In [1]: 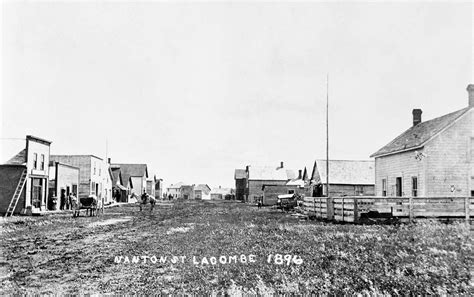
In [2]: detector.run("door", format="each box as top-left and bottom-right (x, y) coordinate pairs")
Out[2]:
(396, 177), (402, 197)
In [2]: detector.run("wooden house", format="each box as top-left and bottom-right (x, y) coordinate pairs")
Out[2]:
(309, 160), (375, 197)
(194, 184), (211, 200)
(370, 85), (474, 197)
(167, 182), (184, 199)
(180, 184), (194, 200)
(112, 163), (148, 197)
(210, 186), (234, 200)
(110, 166), (129, 202)
(48, 161), (79, 210)
(0, 135), (52, 214)
(245, 162), (296, 203)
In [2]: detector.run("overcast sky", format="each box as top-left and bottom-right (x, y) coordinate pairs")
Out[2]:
(1, 1), (472, 189)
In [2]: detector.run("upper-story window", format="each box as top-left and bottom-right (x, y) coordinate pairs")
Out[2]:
(94, 162), (96, 175)
(40, 154), (45, 170)
(99, 167), (101, 176)
(33, 153), (38, 169)
(412, 177), (418, 197)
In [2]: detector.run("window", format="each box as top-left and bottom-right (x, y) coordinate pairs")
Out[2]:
(355, 186), (364, 196)
(33, 153), (38, 169)
(99, 167), (101, 176)
(396, 177), (402, 197)
(40, 154), (45, 170)
(31, 178), (43, 208)
(288, 189), (295, 194)
(91, 182), (96, 195)
(382, 179), (387, 196)
(412, 177), (418, 197)
(93, 162), (96, 175)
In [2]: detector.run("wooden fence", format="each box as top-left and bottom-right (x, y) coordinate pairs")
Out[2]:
(302, 196), (474, 223)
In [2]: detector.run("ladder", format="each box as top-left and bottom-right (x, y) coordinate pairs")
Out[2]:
(4, 169), (27, 217)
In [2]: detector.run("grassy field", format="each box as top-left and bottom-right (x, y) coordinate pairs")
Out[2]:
(0, 200), (472, 295)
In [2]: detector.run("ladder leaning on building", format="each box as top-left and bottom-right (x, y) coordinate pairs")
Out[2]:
(4, 169), (27, 217)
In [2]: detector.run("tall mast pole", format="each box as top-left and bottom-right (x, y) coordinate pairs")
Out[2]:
(326, 74), (330, 198)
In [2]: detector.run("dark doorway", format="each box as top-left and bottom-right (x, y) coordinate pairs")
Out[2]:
(396, 177), (402, 197)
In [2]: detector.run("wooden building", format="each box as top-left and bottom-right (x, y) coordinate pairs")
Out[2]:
(194, 184), (211, 200)
(309, 160), (375, 197)
(167, 182), (184, 199)
(112, 163), (148, 197)
(50, 155), (110, 201)
(234, 169), (247, 201)
(180, 184), (194, 200)
(210, 186), (234, 200)
(48, 161), (79, 210)
(110, 166), (130, 202)
(245, 162), (296, 203)
(0, 135), (52, 214)
(155, 178), (163, 199)
(370, 85), (474, 197)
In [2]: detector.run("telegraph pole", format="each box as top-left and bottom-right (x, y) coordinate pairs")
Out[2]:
(326, 74), (330, 198)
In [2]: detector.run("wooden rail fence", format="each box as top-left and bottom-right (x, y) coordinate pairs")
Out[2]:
(302, 196), (474, 223)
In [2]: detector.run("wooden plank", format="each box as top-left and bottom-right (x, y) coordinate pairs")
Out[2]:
(412, 211), (466, 217)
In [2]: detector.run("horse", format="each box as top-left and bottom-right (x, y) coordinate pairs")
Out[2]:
(71, 194), (102, 217)
(131, 192), (156, 211)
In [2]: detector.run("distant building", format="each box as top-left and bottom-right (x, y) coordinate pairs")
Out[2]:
(112, 163), (148, 196)
(210, 186), (234, 200)
(0, 135), (52, 214)
(194, 184), (211, 200)
(110, 166), (129, 202)
(309, 160), (375, 197)
(245, 162), (295, 203)
(48, 161), (80, 210)
(370, 85), (474, 197)
(180, 184), (194, 200)
(167, 182), (185, 199)
(155, 177), (163, 199)
(234, 169), (247, 201)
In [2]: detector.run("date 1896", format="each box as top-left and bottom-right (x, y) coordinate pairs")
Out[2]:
(267, 254), (303, 265)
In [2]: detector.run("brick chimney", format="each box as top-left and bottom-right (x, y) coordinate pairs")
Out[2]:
(280, 161), (284, 168)
(412, 109), (422, 126)
(108, 158), (111, 164)
(298, 170), (302, 179)
(467, 84), (474, 107)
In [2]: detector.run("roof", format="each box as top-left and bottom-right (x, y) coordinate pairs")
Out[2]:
(247, 166), (295, 181)
(168, 182), (185, 189)
(195, 184), (211, 193)
(313, 160), (375, 185)
(26, 135), (52, 145)
(52, 154), (103, 161)
(111, 167), (123, 186)
(210, 187), (233, 195)
(371, 107), (471, 158)
(116, 184), (127, 191)
(286, 179), (305, 187)
(111, 164), (148, 184)
(234, 169), (247, 179)
(5, 149), (27, 165)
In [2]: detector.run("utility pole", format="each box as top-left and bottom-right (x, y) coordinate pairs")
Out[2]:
(326, 74), (330, 198)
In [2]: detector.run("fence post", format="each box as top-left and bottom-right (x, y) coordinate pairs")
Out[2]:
(409, 197), (413, 223)
(354, 198), (359, 223)
(313, 197), (316, 218)
(465, 197), (470, 223)
(327, 197), (334, 221)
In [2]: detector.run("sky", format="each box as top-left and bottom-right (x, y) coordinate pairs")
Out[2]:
(1, 1), (472, 189)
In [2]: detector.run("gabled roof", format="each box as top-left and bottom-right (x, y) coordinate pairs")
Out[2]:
(371, 107), (471, 158)
(312, 160), (375, 185)
(111, 164), (148, 184)
(210, 187), (233, 195)
(247, 166), (295, 181)
(195, 184), (211, 194)
(286, 179), (305, 187)
(234, 169), (247, 179)
(111, 167), (123, 186)
(5, 149), (27, 165)
(168, 182), (185, 189)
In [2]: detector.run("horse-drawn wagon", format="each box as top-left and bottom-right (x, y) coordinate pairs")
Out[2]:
(71, 194), (103, 217)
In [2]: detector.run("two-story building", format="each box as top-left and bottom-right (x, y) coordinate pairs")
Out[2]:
(0, 135), (52, 214)
(370, 84), (474, 197)
(48, 161), (80, 210)
(50, 155), (110, 201)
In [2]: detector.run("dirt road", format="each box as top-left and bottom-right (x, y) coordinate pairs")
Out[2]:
(0, 200), (472, 294)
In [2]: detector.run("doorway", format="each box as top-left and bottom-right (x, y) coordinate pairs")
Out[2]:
(396, 177), (402, 197)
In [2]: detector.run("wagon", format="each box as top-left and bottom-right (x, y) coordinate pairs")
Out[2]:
(276, 194), (298, 211)
(72, 194), (102, 217)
